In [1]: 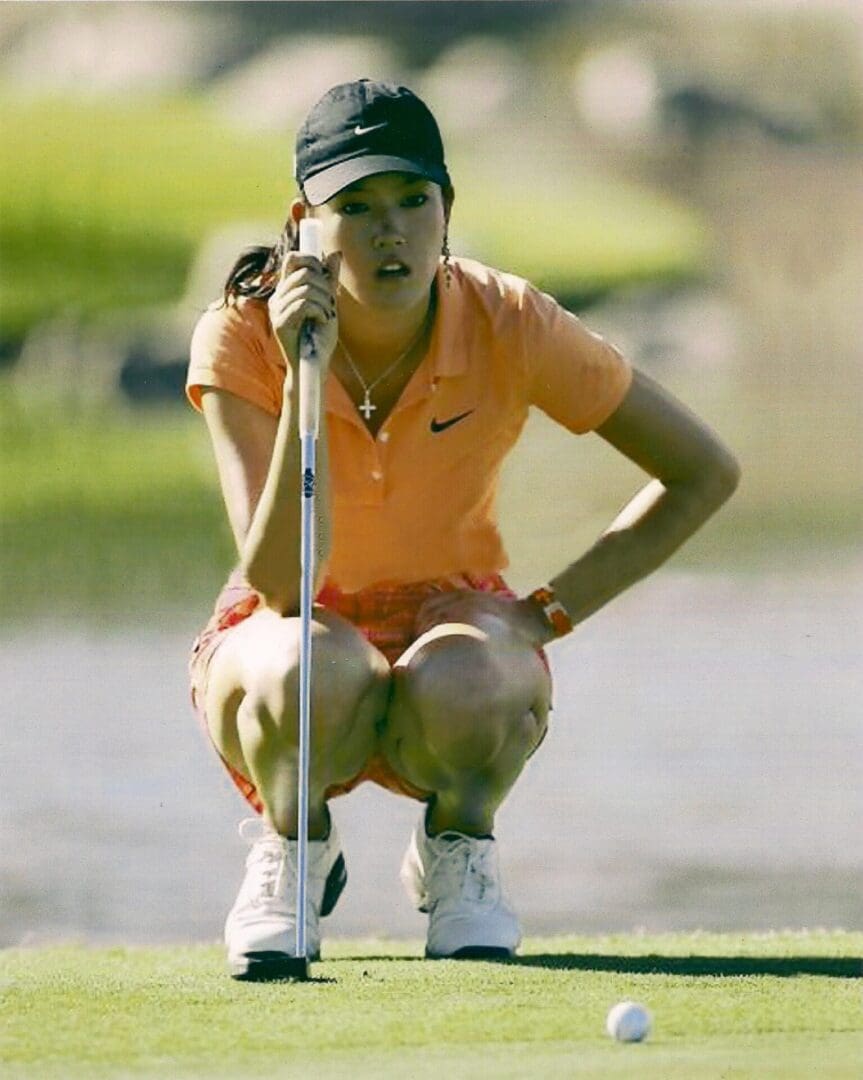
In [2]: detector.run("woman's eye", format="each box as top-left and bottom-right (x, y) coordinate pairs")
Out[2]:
(403, 193), (428, 207)
(340, 201), (367, 215)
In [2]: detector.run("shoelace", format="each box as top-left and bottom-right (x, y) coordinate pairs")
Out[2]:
(425, 834), (498, 906)
(238, 818), (292, 907)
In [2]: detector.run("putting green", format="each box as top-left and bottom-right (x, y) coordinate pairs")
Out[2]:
(1, 932), (860, 1078)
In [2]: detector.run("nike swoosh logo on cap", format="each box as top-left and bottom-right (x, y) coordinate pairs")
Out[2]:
(354, 122), (388, 136)
(430, 410), (474, 433)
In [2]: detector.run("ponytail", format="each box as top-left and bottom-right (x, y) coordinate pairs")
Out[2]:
(221, 208), (302, 303)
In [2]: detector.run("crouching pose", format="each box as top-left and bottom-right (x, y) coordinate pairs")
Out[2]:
(186, 80), (739, 979)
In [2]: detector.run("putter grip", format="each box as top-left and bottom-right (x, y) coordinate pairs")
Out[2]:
(298, 219), (324, 439)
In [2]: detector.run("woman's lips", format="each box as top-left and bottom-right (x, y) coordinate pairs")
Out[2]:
(375, 260), (411, 279)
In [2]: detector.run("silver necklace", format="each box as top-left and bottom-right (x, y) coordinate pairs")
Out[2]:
(339, 312), (430, 422)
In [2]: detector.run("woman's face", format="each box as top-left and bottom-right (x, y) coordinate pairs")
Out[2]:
(307, 171), (449, 311)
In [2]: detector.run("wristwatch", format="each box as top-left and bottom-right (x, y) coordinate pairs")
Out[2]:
(528, 584), (574, 639)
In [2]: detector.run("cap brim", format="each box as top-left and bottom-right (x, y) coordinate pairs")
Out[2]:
(302, 155), (447, 205)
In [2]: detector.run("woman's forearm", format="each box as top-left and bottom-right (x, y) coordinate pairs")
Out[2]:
(552, 467), (738, 627)
(241, 377), (332, 615)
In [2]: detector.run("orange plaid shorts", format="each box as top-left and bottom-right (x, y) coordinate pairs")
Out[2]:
(188, 571), (550, 812)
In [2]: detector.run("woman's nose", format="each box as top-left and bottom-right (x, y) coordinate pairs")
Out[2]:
(371, 209), (405, 248)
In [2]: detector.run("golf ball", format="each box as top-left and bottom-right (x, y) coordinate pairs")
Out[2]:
(606, 1000), (652, 1042)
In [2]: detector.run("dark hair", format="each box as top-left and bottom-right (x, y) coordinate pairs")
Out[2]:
(222, 206), (303, 303)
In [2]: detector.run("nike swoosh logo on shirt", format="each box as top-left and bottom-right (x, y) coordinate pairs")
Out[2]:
(354, 122), (388, 136)
(430, 410), (474, 433)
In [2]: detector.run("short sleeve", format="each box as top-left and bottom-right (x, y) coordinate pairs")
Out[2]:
(186, 299), (283, 417)
(520, 284), (633, 434)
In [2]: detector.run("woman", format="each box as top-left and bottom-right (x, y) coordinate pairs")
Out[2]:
(186, 80), (739, 980)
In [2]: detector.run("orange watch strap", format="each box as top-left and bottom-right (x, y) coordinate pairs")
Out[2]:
(529, 584), (574, 638)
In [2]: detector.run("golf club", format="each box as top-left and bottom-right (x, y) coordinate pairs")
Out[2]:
(291, 216), (324, 982)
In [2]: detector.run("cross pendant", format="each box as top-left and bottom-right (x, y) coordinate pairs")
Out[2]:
(359, 393), (377, 421)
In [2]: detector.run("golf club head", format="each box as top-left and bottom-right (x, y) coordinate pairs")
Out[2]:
(278, 956), (311, 982)
(230, 952), (311, 982)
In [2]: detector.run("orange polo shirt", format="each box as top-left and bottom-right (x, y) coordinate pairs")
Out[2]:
(187, 256), (632, 593)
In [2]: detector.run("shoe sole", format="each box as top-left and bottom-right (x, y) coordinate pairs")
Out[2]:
(425, 946), (514, 960)
(230, 951), (314, 981)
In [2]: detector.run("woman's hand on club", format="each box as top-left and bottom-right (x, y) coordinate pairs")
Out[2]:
(268, 250), (341, 368)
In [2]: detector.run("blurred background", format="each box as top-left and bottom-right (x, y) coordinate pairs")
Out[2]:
(1, 0), (860, 946)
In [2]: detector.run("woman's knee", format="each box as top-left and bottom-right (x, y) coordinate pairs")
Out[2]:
(394, 627), (549, 767)
(225, 608), (390, 746)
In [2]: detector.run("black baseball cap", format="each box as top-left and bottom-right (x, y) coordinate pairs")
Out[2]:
(295, 79), (451, 206)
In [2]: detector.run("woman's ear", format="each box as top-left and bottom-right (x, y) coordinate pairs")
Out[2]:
(290, 198), (308, 225)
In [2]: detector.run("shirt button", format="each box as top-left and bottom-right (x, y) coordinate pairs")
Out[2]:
(371, 469), (383, 481)
(379, 431), (390, 443)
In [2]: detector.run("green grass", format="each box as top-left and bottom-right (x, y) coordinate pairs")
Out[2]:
(447, 140), (706, 300)
(1, 933), (860, 1078)
(0, 94), (294, 341)
(0, 399), (232, 619)
(0, 93), (705, 342)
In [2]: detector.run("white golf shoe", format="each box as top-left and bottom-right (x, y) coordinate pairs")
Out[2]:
(400, 815), (521, 959)
(225, 816), (346, 980)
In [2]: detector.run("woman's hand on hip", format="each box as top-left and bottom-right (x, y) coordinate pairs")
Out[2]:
(414, 590), (553, 649)
(268, 250), (341, 368)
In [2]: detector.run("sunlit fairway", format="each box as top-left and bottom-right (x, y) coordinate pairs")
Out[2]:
(0, 94), (703, 341)
(1, 932), (860, 1078)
